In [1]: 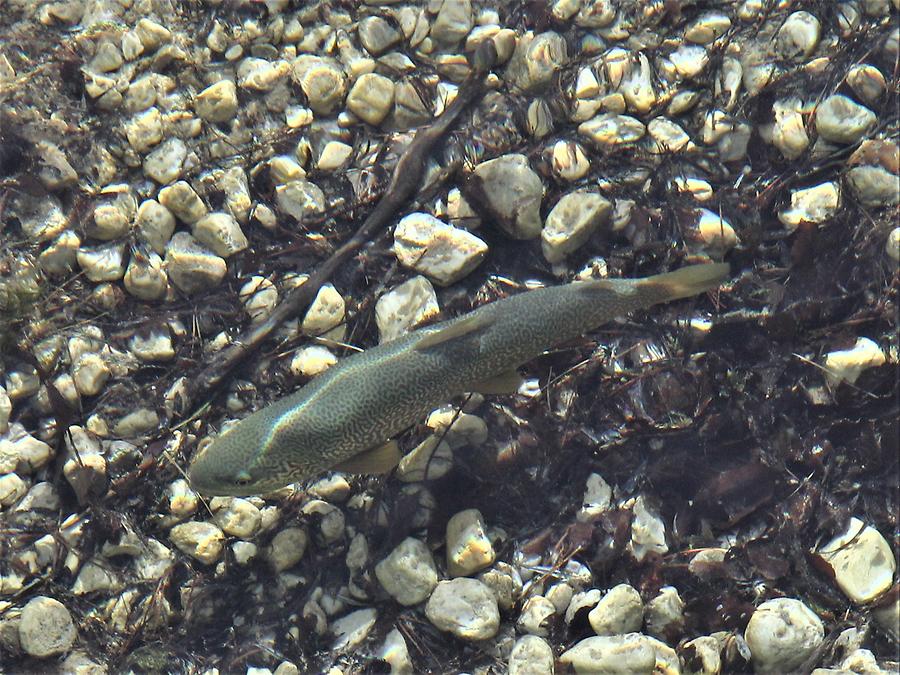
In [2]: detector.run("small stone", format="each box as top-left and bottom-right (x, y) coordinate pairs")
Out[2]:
(358, 16), (402, 56)
(886, 227), (900, 262)
(125, 107), (163, 153)
(378, 629), (413, 675)
(815, 95), (876, 144)
(425, 408), (487, 449)
(193, 212), (248, 258)
(846, 64), (886, 105)
(72, 557), (120, 594)
(744, 598), (824, 673)
(579, 113), (646, 148)
(39, 230), (80, 275)
(212, 498), (262, 540)
(577, 473), (613, 522)
(772, 97), (810, 160)
(276, 179), (326, 222)
(143, 137), (187, 184)
(375, 276), (440, 343)
(135, 18), (172, 50)
(681, 635), (722, 675)
(776, 11), (820, 58)
(478, 562), (523, 612)
(588, 583), (643, 636)
(778, 181), (840, 230)
(670, 44), (709, 79)
(124, 250), (168, 301)
(472, 154), (543, 239)
(509, 635), (555, 675)
(397, 436), (453, 482)
(346, 72), (395, 125)
(644, 586), (684, 640)
(431, 0), (473, 45)
(240, 276), (278, 324)
(71, 353), (109, 397)
(550, 140), (591, 181)
(823, 337), (886, 386)
(302, 284), (345, 339)
(332, 608), (378, 652)
(195, 80), (239, 123)
(19, 596), (76, 658)
(446, 508), (495, 577)
(695, 208), (739, 253)
(425, 578), (500, 640)
(164, 232), (227, 295)
(237, 57), (290, 92)
(541, 191), (612, 264)
(526, 99), (554, 138)
(292, 56), (346, 116)
(816, 517), (894, 604)
(375, 537), (439, 606)
(560, 633), (679, 674)
(393, 213), (488, 286)
(647, 117), (691, 153)
(76, 243), (126, 282)
(168, 479), (198, 518)
(0, 387), (10, 434)
(112, 409), (159, 437)
(847, 166), (899, 207)
(169, 521), (225, 564)
(504, 31), (567, 93)
(267, 527), (307, 572)
(315, 141), (353, 171)
(36, 141), (77, 190)
(6, 370), (40, 402)
(685, 12), (731, 43)
(63, 452), (107, 504)
(129, 329), (174, 362)
(0, 424), (53, 474)
(628, 496), (668, 562)
(517, 596), (557, 637)
(158, 181), (208, 225)
(135, 200), (176, 254)
(0, 473), (28, 506)
(289, 345), (337, 378)
(9, 193), (67, 241)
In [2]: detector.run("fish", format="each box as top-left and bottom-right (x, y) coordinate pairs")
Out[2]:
(187, 262), (729, 496)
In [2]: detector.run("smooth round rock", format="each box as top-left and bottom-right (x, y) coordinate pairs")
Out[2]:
(143, 137), (187, 184)
(644, 586), (685, 640)
(588, 584), (643, 636)
(275, 180), (326, 222)
(292, 56), (346, 115)
(346, 72), (395, 125)
(125, 107), (163, 153)
(164, 232), (227, 295)
(289, 345), (337, 378)
(19, 596), (76, 658)
(560, 633), (679, 674)
(579, 113), (646, 148)
(135, 199), (176, 254)
(430, 0), (474, 45)
(169, 521), (225, 564)
(267, 527), (308, 572)
(124, 250), (167, 301)
(778, 182), (840, 230)
(744, 598), (824, 673)
(846, 166), (899, 206)
(358, 16), (402, 55)
(375, 276), (440, 343)
(776, 11), (820, 58)
(212, 498), (262, 540)
(375, 537), (439, 606)
(425, 578), (500, 640)
(446, 508), (495, 577)
(815, 95), (876, 144)
(397, 436), (453, 483)
(509, 635), (555, 675)
(158, 181), (208, 225)
(76, 243), (126, 282)
(193, 212), (248, 258)
(195, 80), (238, 122)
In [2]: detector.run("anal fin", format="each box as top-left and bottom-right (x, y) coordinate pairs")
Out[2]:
(334, 440), (401, 474)
(469, 369), (523, 395)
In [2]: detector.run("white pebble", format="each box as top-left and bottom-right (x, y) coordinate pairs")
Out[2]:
(240, 276), (278, 324)
(76, 243), (126, 282)
(331, 608), (377, 651)
(71, 353), (110, 397)
(446, 508), (495, 577)
(541, 191), (611, 263)
(560, 633), (679, 674)
(374, 537), (439, 606)
(267, 527), (308, 572)
(628, 496), (668, 562)
(375, 276), (440, 343)
(644, 586), (684, 640)
(396, 436), (453, 482)
(289, 345), (337, 378)
(816, 517), (895, 603)
(509, 634), (554, 675)
(823, 337), (886, 385)
(18, 596), (76, 658)
(158, 181), (208, 225)
(393, 213), (488, 286)
(744, 598), (823, 673)
(212, 498), (262, 540)
(776, 11), (820, 58)
(471, 154), (544, 239)
(164, 232), (227, 295)
(778, 181), (840, 230)
(425, 578), (500, 640)
(517, 596), (557, 636)
(194, 80), (238, 122)
(588, 583), (643, 636)
(815, 95), (876, 144)
(377, 628), (413, 675)
(143, 137), (187, 184)
(169, 521), (225, 565)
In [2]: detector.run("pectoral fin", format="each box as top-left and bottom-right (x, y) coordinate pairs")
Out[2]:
(469, 370), (524, 395)
(414, 313), (492, 351)
(334, 440), (401, 474)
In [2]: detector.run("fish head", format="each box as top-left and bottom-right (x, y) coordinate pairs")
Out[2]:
(187, 417), (313, 496)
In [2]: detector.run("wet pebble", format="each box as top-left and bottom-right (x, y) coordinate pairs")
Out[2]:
(644, 586), (685, 640)
(332, 608), (377, 651)
(846, 64), (886, 105)
(772, 97), (810, 160)
(550, 139), (591, 181)
(18, 596), (76, 658)
(167, 478), (198, 517)
(158, 181), (208, 225)
(627, 496), (668, 562)
(681, 635), (722, 675)
(778, 181), (840, 230)
(239, 276), (278, 324)
(275, 179), (326, 222)
(815, 95), (876, 144)
(446, 508), (495, 577)
(267, 527), (307, 572)
(124, 250), (168, 301)
(776, 11), (820, 58)
(478, 562), (523, 612)
(847, 164), (899, 207)
(472, 154), (543, 239)
(588, 583), (643, 636)
(377, 628), (413, 674)
(164, 232), (227, 295)
(193, 212), (248, 258)
(425, 578), (500, 640)
(425, 408), (488, 449)
(302, 284), (346, 340)
(212, 497), (262, 540)
(374, 537), (439, 606)
(76, 243), (127, 282)
(292, 56), (346, 116)
(71, 353), (110, 397)
(579, 113), (646, 148)
(517, 596), (557, 637)
(744, 598), (824, 673)
(823, 337), (886, 385)
(815, 517), (894, 603)
(560, 633), (679, 674)
(143, 137), (187, 184)
(375, 276), (440, 342)
(397, 436), (453, 482)
(431, 0), (474, 45)
(0, 424), (53, 474)
(886, 227), (900, 262)
(0, 387), (10, 434)
(346, 73), (395, 126)
(508, 634), (555, 675)
(169, 521), (225, 564)
(135, 200), (176, 254)
(541, 191), (611, 264)
(289, 345), (337, 378)
(125, 107), (163, 152)
(194, 80), (238, 122)
(504, 31), (567, 93)
(358, 16), (402, 56)
(393, 212), (488, 286)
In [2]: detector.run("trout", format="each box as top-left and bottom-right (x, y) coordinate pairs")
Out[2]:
(188, 262), (728, 496)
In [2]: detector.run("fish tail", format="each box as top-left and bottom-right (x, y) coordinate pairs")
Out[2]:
(637, 262), (730, 302)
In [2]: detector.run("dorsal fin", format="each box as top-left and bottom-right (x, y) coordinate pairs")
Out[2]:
(414, 313), (493, 351)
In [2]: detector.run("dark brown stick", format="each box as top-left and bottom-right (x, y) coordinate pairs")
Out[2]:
(180, 41), (499, 418)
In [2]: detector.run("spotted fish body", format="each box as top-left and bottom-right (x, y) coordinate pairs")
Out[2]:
(188, 263), (728, 496)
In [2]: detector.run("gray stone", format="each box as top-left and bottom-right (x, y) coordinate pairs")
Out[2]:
(164, 232), (227, 295)
(472, 154), (543, 239)
(425, 578), (500, 640)
(18, 596), (76, 658)
(542, 191), (611, 263)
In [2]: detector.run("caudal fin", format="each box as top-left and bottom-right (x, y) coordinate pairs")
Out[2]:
(638, 262), (730, 302)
